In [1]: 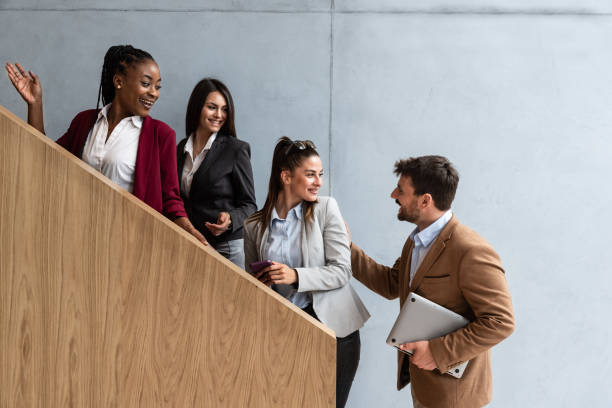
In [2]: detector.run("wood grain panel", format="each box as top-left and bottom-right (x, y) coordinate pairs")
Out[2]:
(0, 105), (336, 407)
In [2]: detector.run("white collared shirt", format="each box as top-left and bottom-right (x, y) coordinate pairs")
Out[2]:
(180, 133), (217, 198)
(81, 104), (142, 193)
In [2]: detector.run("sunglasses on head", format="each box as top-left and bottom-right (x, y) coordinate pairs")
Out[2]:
(284, 139), (316, 156)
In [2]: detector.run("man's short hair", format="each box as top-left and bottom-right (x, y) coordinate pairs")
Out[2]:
(394, 155), (459, 211)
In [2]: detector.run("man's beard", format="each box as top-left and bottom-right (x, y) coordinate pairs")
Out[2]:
(397, 205), (419, 223)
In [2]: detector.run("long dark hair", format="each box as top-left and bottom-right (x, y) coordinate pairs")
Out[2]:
(253, 137), (319, 236)
(185, 78), (236, 138)
(96, 45), (155, 109)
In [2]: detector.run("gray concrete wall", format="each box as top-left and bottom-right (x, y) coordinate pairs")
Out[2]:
(1, 2), (609, 407)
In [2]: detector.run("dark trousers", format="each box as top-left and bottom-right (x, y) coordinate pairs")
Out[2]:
(302, 304), (361, 408)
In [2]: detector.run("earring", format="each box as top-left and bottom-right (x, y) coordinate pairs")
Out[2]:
(117, 85), (121, 89)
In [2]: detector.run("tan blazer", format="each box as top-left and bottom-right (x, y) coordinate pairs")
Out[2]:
(351, 216), (514, 408)
(244, 196), (370, 338)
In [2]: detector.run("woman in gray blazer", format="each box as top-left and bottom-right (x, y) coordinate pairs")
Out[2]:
(243, 137), (369, 408)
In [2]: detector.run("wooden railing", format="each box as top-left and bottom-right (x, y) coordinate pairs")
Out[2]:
(0, 105), (335, 407)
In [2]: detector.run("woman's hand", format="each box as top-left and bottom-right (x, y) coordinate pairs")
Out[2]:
(174, 216), (208, 246)
(5, 62), (42, 105)
(205, 211), (231, 236)
(256, 262), (298, 286)
(5, 62), (45, 133)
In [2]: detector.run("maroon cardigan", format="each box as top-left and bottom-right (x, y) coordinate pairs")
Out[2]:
(56, 109), (187, 219)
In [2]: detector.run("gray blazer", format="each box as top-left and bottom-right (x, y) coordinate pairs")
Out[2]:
(243, 196), (370, 338)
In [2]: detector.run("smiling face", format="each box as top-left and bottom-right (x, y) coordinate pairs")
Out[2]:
(198, 91), (227, 136)
(390, 175), (422, 223)
(283, 154), (323, 203)
(113, 59), (161, 117)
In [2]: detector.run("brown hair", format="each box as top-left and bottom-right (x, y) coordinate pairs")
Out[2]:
(252, 137), (319, 236)
(394, 155), (459, 211)
(185, 78), (236, 138)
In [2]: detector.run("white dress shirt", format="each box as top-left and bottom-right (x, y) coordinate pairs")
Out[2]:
(81, 104), (142, 193)
(180, 133), (217, 198)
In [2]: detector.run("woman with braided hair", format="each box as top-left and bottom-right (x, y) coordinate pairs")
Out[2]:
(6, 45), (206, 244)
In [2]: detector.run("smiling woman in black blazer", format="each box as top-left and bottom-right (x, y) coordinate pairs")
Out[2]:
(177, 78), (256, 267)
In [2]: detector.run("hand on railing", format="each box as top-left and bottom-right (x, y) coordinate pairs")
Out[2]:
(174, 216), (209, 246)
(5, 62), (45, 134)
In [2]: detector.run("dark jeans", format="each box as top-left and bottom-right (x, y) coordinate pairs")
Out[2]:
(302, 304), (361, 408)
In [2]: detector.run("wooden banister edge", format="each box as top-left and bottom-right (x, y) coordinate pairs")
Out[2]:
(0, 103), (336, 339)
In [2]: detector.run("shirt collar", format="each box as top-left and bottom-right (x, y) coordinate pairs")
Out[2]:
(271, 202), (303, 222)
(290, 202), (303, 220)
(130, 115), (143, 128)
(184, 134), (194, 157)
(97, 104), (143, 129)
(184, 132), (218, 157)
(410, 209), (453, 248)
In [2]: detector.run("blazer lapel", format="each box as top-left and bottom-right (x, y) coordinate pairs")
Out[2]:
(258, 224), (270, 262)
(401, 239), (415, 302)
(409, 216), (459, 291)
(300, 213), (309, 267)
(192, 135), (226, 190)
(177, 139), (187, 193)
(132, 115), (153, 200)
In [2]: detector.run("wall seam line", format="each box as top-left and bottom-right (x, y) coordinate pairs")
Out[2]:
(328, 0), (335, 196)
(1, 7), (611, 16)
(0, 8), (327, 13)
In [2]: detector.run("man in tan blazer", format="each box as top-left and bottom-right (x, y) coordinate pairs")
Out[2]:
(350, 155), (514, 408)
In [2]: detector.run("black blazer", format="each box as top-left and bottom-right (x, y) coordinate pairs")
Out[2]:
(177, 133), (257, 245)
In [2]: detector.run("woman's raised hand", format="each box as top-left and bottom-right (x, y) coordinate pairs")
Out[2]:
(5, 62), (42, 105)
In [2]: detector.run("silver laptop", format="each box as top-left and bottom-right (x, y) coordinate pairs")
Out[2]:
(386, 292), (470, 379)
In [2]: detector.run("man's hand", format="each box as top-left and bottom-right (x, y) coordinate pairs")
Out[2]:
(400, 340), (437, 371)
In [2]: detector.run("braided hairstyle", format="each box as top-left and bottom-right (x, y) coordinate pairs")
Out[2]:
(96, 45), (155, 109)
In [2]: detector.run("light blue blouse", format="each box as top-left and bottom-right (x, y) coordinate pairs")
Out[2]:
(263, 202), (312, 308)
